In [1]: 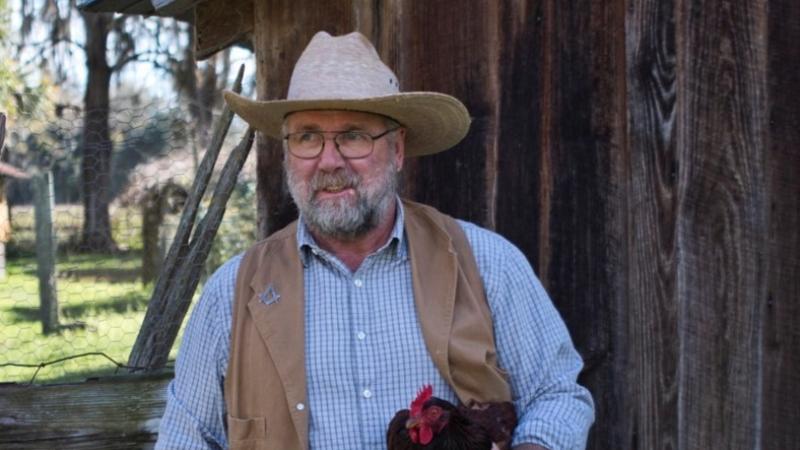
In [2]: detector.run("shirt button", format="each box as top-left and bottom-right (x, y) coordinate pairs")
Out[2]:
(362, 389), (372, 399)
(357, 331), (366, 340)
(354, 279), (364, 287)
(296, 403), (305, 411)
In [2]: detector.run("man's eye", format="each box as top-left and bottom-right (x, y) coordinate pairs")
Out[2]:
(339, 131), (369, 143)
(296, 132), (318, 143)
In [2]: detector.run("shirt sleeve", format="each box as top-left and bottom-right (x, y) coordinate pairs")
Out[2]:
(155, 257), (240, 450)
(462, 222), (595, 450)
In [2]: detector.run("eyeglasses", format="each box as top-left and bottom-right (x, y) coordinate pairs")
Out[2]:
(283, 128), (399, 159)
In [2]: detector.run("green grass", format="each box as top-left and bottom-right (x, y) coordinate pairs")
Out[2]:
(2, 195), (254, 385)
(0, 205), (184, 384)
(0, 252), (175, 384)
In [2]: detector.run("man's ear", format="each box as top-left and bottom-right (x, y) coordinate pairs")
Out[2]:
(394, 127), (406, 171)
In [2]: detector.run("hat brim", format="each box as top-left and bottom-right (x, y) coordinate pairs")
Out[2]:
(223, 91), (471, 157)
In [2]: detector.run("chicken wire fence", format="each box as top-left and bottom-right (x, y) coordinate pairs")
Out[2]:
(0, 103), (256, 384)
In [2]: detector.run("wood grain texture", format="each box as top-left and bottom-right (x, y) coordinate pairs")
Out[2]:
(494, 0), (544, 279)
(194, 0), (253, 61)
(533, 1), (625, 447)
(0, 374), (170, 449)
(624, 0), (680, 448)
(676, 0), (768, 447)
(389, 1), (496, 226)
(762, 0), (800, 447)
(235, 2), (799, 448)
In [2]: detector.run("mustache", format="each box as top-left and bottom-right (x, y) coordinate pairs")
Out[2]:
(310, 170), (360, 192)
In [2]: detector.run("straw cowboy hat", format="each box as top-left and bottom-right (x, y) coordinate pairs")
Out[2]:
(223, 31), (471, 157)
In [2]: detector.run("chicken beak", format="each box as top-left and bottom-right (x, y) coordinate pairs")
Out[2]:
(405, 416), (421, 429)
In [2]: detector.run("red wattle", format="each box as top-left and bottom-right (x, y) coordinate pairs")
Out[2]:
(420, 426), (433, 445)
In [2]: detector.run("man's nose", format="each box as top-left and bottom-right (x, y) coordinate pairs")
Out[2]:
(317, 137), (346, 170)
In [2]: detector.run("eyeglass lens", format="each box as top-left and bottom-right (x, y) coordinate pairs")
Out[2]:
(287, 131), (375, 159)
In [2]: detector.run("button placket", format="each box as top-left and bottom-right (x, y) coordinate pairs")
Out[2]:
(351, 270), (376, 408)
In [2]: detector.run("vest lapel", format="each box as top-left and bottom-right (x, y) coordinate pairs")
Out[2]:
(404, 201), (459, 389)
(244, 227), (309, 450)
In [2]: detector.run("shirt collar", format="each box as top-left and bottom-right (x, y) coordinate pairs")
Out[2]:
(296, 197), (408, 266)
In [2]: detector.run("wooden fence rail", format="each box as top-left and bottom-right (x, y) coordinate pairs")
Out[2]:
(0, 373), (170, 449)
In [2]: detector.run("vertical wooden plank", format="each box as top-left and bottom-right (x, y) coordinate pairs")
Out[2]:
(493, 0), (545, 281)
(530, 0), (628, 447)
(762, 0), (800, 447)
(386, 1), (498, 226)
(676, 0), (768, 447)
(252, 0), (375, 237)
(33, 172), (59, 335)
(624, 0), (680, 448)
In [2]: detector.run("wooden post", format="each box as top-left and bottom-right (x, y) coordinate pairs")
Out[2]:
(0, 112), (5, 150)
(0, 239), (5, 280)
(33, 171), (59, 335)
(0, 112), (6, 279)
(0, 175), (8, 280)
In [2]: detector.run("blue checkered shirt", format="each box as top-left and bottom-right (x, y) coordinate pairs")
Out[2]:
(156, 202), (594, 449)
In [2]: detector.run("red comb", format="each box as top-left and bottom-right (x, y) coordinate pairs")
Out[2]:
(410, 385), (433, 416)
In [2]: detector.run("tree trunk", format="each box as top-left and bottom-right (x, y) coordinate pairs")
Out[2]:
(79, 12), (117, 253)
(141, 188), (165, 285)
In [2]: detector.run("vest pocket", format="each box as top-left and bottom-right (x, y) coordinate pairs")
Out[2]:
(227, 415), (267, 450)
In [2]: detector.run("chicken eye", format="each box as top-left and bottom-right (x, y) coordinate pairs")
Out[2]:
(424, 405), (443, 420)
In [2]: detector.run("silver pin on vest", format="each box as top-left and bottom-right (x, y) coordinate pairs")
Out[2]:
(259, 284), (281, 306)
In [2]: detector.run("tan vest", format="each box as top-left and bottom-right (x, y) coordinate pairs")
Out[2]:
(225, 200), (511, 450)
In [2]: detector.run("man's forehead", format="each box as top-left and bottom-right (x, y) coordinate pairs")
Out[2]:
(284, 110), (390, 129)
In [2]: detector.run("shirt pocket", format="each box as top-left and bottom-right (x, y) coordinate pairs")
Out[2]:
(227, 415), (268, 450)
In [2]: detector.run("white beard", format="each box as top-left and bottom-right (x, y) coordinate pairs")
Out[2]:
(286, 158), (399, 241)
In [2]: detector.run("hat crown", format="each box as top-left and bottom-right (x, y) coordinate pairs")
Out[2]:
(287, 31), (400, 100)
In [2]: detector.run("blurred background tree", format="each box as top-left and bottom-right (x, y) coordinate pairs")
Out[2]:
(6, 0), (235, 252)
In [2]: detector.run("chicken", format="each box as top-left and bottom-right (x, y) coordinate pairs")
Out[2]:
(387, 385), (517, 450)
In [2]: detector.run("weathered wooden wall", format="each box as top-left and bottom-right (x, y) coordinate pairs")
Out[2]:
(763, 0), (800, 447)
(250, 0), (800, 448)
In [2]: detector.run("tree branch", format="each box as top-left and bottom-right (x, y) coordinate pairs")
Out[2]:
(111, 49), (172, 72)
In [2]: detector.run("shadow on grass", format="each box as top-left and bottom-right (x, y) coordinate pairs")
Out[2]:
(58, 267), (142, 283)
(7, 291), (150, 324)
(6, 249), (142, 281)
(10, 266), (141, 282)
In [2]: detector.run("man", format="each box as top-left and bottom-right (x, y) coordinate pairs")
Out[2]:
(156, 31), (594, 450)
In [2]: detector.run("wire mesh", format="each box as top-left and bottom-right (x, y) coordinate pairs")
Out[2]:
(0, 104), (256, 384)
